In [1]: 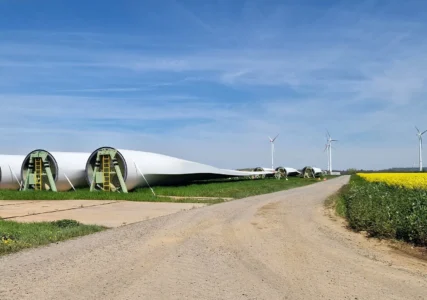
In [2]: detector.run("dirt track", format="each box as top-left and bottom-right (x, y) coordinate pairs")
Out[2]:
(1, 176), (426, 299)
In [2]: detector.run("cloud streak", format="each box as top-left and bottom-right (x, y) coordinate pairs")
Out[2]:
(1, 0), (427, 170)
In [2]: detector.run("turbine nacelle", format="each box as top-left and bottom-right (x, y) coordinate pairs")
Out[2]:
(416, 126), (427, 140)
(269, 134), (279, 143)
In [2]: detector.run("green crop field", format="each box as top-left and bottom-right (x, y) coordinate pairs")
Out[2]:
(327, 174), (427, 247)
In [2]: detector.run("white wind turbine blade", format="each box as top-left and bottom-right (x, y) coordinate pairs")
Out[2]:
(416, 126), (420, 133)
(272, 133), (279, 142)
(422, 129), (427, 135)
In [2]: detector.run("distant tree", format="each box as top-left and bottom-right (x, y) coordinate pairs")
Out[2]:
(346, 168), (358, 175)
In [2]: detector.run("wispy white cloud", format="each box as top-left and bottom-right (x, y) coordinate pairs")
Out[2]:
(56, 87), (147, 93)
(170, 0), (216, 34)
(1, 0), (427, 170)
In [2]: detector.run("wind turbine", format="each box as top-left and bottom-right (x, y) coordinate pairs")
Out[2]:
(415, 126), (427, 172)
(268, 134), (279, 169)
(325, 130), (338, 174)
(324, 142), (330, 171)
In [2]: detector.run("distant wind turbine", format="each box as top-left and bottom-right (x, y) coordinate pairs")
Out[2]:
(324, 143), (330, 171)
(325, 130), (338, 174)
(415, 126), (427, 172)
(269, 134), (279, 169)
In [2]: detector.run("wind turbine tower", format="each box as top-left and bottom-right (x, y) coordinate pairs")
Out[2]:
(416, 126), (427, 171)
(324, 143), (330, 171)
(269, 134), (279, 169)
(325, 130), (338, 174)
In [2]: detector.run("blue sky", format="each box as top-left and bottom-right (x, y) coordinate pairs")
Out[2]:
(1, 0), (427, 170)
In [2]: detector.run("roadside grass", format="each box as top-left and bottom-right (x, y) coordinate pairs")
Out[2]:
(0, 219), (105, 255)
(324, 184), (349, 218)
(326, 174), (427, 247)
(0, 176), (323, 203)
(146, 176), (321, 199)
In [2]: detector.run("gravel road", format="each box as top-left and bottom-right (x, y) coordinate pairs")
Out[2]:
(1, 176), (426, 300)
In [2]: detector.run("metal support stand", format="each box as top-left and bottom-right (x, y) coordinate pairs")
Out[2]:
(134, 162), (156, 196)
(22, 151), (57, 191)
(302, 167), (315, 179)
(9, 165), (23, 190)
(274, 167), (286, 180)
(89, 148), (128, 193)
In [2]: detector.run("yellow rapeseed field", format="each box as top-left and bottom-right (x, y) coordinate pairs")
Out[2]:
(357, 173), (427, 189)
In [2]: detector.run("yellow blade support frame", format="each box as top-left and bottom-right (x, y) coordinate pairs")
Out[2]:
(34, 157), (43, 190)
(89, 148), (128, 193)
(102, 154), (111, 191)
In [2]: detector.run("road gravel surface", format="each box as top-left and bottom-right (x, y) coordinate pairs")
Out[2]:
(1, 176), (426, 299)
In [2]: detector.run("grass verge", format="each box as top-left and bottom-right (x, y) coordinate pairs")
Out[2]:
(0, 219), (105, 256)
(324, 184), (348, 218)
(0, 177), (322, 202)
(327, 174), (427, 247)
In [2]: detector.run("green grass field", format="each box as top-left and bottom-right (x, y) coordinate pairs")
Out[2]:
(0, 176), (324, 203)
(0, 219), (105, 255)
(327, 174), (427, 247)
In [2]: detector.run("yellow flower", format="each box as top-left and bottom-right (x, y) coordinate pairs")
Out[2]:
(357, 173), (427, 189)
